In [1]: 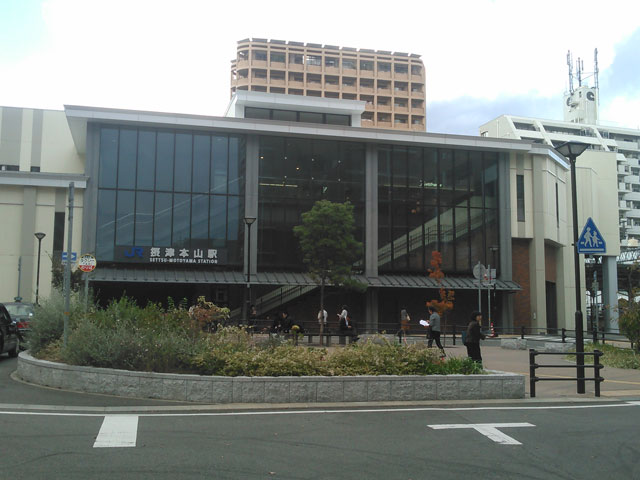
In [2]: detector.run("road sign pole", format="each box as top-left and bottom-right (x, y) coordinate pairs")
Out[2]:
(487, 265), (492, 324)
(64, 182), (74, 347)
(84, 272), (89, 312)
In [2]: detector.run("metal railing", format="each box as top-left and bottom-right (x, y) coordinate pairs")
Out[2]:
(492, 325), (634, 349)
(529, 348), (604, 397)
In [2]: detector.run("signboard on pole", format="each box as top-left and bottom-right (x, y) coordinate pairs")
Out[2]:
(78, 254), (97, 273)
(61, 251), (77, 265)
(577, 217), (606, 254)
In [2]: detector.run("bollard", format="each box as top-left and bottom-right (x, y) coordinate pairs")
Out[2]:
(529, 349), (537, 398)
(594, 350), (603, 397)
(561, 328), (566, 343)
(452, 325), (456, 346)
(601, 331), (606, 345)
(521, 325), (525, 340)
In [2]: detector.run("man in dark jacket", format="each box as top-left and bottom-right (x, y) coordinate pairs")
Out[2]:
(339, 312), (359, 342)
(465, 311), (486, 365)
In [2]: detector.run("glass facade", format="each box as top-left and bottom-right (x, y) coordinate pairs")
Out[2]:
(258, 136), (366, 269)
(245, 107), (351, 126)
(378, 145), (500, 274)
(96, 126), (245, 265)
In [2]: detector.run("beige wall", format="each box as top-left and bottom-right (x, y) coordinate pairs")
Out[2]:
(0, 106), (85, 303)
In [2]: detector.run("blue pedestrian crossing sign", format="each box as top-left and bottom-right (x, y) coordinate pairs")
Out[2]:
(577, 217), (606, 254)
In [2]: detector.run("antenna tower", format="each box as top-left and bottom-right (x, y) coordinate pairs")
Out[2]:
(567, 50), (574, 94)
(594, 48), (600, 104)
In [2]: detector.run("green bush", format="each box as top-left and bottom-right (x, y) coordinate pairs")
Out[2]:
(568, 343), (640, 370)
(27, 289), (85, 354)
(31, 296), (483, 377)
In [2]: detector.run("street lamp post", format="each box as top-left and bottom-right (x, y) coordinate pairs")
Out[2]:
(34, 232), (46, 305)
(557, 141), (589, 395)
(489, 245), (499, 329)
(244, 216), (257, 324)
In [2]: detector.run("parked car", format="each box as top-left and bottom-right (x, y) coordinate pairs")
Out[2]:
(0, 303), (20, 358)
(4, 302), (34, 336)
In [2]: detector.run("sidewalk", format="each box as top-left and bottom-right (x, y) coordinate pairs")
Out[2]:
(455, 344), (640, 399)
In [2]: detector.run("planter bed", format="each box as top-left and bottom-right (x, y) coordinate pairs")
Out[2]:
(17, 352), (525, 403)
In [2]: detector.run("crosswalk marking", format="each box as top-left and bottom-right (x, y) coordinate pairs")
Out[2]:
(428, 422), (535, 445)
(93, 415), (139, 448)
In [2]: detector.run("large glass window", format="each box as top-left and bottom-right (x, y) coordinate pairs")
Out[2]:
(99, 128), (118, 188)
(96, 126), (245, 266)
(516, 174), (525, 221)
(258, 136), (366, 269)
(378, 145), (501, 274)
(135, 191), (154, 246)
(118, 129), (137, 190)
(137, 130), (156, 190)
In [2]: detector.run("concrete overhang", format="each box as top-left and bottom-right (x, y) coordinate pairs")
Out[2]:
(64, 104), (534, 155)
(225, 90), (366, 117)
(0, 171), (88, 189)
(529, 145), (570, 170)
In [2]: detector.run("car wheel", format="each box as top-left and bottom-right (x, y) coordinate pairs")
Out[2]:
(8, 338), (19, 358)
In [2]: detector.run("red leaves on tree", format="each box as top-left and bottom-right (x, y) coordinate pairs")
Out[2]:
(425, 251), (455, 315)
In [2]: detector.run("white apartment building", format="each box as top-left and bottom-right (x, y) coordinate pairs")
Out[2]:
(480, 85), (640, 248)
(480, 85), (624, 331)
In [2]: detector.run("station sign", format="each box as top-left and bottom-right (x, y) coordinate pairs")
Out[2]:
(115, 246), (228, 265)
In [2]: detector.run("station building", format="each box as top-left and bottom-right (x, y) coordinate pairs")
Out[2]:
(0, 93), (619, 332)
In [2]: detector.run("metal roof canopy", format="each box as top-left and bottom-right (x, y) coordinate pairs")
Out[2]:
(90, 268), (521, 291)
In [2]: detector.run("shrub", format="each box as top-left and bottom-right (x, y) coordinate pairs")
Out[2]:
(31, 296), (483, 377)
(27, 289), (85, 354)
(618, 299), (640, 352)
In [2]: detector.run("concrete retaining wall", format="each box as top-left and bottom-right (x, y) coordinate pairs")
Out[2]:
(17, 353), (525, 403)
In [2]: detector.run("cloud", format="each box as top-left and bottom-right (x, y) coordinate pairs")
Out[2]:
(600, 29), (640, 98)
(427, 94), (559, 136)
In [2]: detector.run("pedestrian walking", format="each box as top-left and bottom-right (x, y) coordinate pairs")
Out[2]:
(427, 306), (445, 357)
(318, 308), (328, 329)
(464, 311), (486, 366)
(399, 307), (410, 344)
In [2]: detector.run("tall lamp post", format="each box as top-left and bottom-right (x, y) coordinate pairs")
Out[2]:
(34, 232), (46, 305)
(489, 245), (499, 329)
(244, 216), (257, 323)
(556, 141), (589, 394)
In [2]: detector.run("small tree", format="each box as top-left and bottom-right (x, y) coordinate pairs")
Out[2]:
(618, 298), (640, 352)
(425, 251), (455, 326)
(293, 200), (364, 345)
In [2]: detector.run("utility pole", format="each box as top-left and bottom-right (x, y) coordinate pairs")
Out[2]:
(64, 182), (74, 346)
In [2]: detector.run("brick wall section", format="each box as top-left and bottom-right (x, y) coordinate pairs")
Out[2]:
(512, 239), (531, 328)
(545, 245), (557, 282)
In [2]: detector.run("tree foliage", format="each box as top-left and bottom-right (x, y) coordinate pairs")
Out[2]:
(293, 200), (364, 345)
(293, 200), (364, 290)
(425, 251), (455, 315)
(618, 298), (640, 351)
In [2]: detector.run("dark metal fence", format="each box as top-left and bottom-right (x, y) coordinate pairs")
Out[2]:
(529, 348), (604, 397)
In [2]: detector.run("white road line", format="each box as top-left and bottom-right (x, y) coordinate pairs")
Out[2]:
(0, 401), (638, 418)
(428, 423), (535, 445)
(93, 415), (139, 448)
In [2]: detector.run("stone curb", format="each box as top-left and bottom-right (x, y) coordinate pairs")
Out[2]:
(16, 352), (525, 403)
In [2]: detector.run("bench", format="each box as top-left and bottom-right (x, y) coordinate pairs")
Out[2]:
(306, 331), (356, 346)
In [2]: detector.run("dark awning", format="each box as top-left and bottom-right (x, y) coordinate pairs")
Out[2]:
(91, 267), (521, 291)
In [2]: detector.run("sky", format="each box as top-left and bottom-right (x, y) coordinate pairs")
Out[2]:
(1, 0), (639, 136)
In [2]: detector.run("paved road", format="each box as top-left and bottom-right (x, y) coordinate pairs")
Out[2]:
(3, 400), (640, 479)
(4, 349), (640, 479)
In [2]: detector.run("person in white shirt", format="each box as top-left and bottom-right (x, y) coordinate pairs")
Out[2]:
(318, 308), (328, 327)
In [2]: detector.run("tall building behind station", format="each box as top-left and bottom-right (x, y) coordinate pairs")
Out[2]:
(229, 38), (426, 131)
